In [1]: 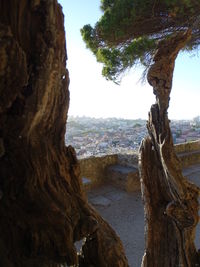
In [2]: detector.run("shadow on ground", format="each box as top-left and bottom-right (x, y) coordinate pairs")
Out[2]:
(86, 164), (200, 267)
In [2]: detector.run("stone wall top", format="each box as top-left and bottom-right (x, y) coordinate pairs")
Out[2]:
(79, 140), (200, 188)
(175, 139), (200, 154)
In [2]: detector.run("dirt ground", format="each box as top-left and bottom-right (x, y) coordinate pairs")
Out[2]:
(87, 164), (200, 267)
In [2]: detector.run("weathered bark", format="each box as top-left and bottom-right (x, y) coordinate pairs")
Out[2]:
(139, 30), (200, 267)
(0, 1), (128, 266)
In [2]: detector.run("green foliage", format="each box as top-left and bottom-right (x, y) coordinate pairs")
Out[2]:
(100, 0), (115, 11)
(81, 0), (200, 82)
(96, 37), (156, 83)
(81, 25), (98, 54)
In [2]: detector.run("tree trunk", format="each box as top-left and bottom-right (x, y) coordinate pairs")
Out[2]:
(139, 30), (200, 267)
(0, 1), (128, 266)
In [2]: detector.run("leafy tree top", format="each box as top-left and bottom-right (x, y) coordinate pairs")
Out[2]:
(81, 0), (200, 83)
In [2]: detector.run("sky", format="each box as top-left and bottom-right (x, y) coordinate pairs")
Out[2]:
(58, 0), (200, 120)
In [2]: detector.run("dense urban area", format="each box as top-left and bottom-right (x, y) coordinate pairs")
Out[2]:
(65, 116), (200, 158)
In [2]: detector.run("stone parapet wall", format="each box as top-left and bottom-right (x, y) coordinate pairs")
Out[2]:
(175, 139), (200, 153)
(117, 153), (138, 167)
(79, 154), (119, 186)
(79, 140), (200, 187)
(175, 139), (200, 167)
(79, 153), (138, 186)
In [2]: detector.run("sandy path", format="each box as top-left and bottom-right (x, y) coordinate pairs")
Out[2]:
(88, 185), (144, 266)
(87, 164), (200, 267)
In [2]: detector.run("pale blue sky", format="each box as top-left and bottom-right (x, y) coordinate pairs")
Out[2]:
(59, 0), (200, 120)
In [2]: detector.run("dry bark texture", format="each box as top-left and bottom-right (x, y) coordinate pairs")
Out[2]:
(0, 1), (128, 266)
(139, 30), (200, 267)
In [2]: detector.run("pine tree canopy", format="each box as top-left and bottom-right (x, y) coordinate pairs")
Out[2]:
(81, 0), (200, 83)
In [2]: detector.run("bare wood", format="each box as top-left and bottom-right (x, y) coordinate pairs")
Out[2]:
(139, 30), (200, 267)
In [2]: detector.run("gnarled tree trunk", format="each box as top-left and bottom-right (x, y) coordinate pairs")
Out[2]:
(0, 1), (128, 266)
(139, 30), (200, 267)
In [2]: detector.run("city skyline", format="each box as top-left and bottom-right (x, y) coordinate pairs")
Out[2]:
(65, 116), (200, 158)
(60, 0), (200, 120)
